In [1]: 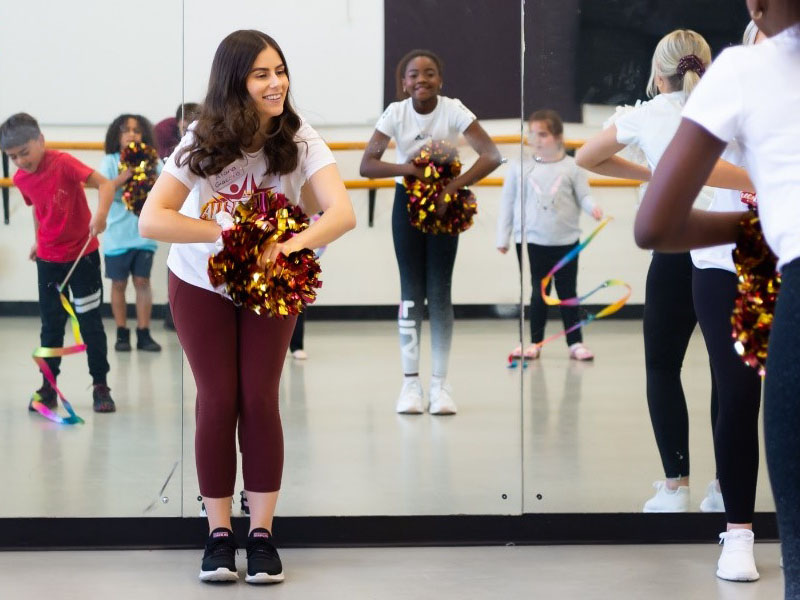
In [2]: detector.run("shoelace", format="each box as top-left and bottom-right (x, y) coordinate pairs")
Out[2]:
(207, 537), (237, 557)
(248, 539), (278, 559)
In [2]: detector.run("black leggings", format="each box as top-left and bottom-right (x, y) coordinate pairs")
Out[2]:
(516, 242), (582, 346)
(764, 258), (800, 598)
(693, 267), (761, 524)
(644, 252), (716, 479)
(391, 184), (458, 378)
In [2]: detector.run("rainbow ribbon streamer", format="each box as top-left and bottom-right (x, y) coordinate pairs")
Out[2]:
(29, 237), (92, 425)
(536, 217), (631, 349)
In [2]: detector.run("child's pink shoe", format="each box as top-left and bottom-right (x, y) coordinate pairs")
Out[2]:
(510, 344), (541, 360)
(568, 343), (594, 361)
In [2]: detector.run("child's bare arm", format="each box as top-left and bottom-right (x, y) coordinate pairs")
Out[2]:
(85, 171), (114, 236)
(29, 211), (39, 260)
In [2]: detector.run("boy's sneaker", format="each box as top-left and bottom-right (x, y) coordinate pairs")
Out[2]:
(291, 349), (308, 360)
(136, 328), (162, 352)
(115, 327), (131, 352)
(199, 527), (238, 582)
(240, 491), (250, 516)
(92, 384), (116, 413)
(568, 342), (594, 361)
(396, 378), (424, 414)
(429, 380), (457, 416)
(717, 529), (760, 581)
(29, 383), (58, 412)
(642, 480), (689, 512)
(245, 528), (284, 584)
(700, 480), (726, 513)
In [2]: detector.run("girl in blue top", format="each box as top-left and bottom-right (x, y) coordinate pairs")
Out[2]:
(100, 114), (162, 352)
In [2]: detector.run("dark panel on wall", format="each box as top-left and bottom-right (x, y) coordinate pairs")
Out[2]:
(577, 0), (750, 106)
(383, 1), (522, 120)
(523, 0), (582, 122)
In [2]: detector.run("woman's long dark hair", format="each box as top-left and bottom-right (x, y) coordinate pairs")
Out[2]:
(104, 114), (155, 154)
(177, 30), (301, 177)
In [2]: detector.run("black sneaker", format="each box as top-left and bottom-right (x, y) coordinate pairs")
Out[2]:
(136, 328), (162, 352)
(245, 528), (284, 584)
(199, 527), (238, 582)
(240, 491), (250, 516)
(115, 327), (131, 352)
(29, 383), (57, 412)
(92, 384), (116, 413)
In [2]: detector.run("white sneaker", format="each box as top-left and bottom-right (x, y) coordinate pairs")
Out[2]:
(429, 380), (457, 415)
(717, 529), (760, 581)
(642, 481), (689, 512)
(292, 349), (308, 360)
(396, 378), (424, 414)
(700, 480), (725, 513)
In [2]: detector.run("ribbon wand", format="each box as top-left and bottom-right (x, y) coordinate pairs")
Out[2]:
(30, 234), (95, 424)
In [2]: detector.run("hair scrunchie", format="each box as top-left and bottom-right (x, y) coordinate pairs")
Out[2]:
(676, 54), (706, 77)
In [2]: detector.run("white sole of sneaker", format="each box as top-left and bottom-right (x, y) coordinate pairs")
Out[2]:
(245, 571), (285, 584)
(429, 407), (457, 416)
(716, 569), (760, 582)
(396, 407), (424, 415)
(642, 507), (689, 513)
(199, 568), (238, 582)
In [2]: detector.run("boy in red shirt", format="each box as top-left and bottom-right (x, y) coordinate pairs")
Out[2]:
(1, 113), (117, 413)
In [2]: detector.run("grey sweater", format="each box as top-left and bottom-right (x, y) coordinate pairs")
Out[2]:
(496, 153), (597, 247)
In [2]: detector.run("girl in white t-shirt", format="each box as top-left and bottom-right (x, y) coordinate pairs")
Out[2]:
(139, 30), (355, 584)
(577, 29), (758, 580)
(634, 3), (800, 595)
(360, 49), (502, 416)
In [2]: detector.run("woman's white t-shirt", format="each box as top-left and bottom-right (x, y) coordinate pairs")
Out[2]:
(163, 121), (336, 293)
(683, 25), (800, 270)
(374, 95), (476, 183)
(615, 91), (713, 211)
(689, 142), (749, 273)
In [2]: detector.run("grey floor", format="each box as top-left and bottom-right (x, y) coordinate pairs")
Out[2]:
(0, 544), (784, 599)
(0, 316), (786, 597)
(0, 317), (774, 518)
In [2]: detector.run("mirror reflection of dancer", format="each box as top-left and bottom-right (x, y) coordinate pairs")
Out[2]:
(360, 49), (502, 415)
(0, 113), (116, 414)
(497, 109), (603, 362)
(634, 2), (800, 595)
(577, 29), (759, 581)
(139, 30), (355, 585)
(100, 114), (163, 353)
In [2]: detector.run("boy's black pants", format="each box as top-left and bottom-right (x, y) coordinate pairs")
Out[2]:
(36, 250), (109, 384)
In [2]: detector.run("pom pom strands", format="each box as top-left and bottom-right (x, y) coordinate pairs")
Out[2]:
(537, 218), (631, 348)
(403, 141), (477, 235)
(119, 142), (160, 216)
(207, 188), (322, 317)
(731, 210), (780, 376)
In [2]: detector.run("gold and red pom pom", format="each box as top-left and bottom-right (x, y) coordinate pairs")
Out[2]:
(207, 188), (322, 317)
(119, 142), (160, 216)
(731, 209), (780, 375)
(403, 141), (477, 235)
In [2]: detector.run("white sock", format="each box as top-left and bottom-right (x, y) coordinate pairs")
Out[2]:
(431, 375), (445, 388)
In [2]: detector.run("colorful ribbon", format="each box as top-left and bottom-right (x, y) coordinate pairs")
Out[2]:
(29, 237), (92, 424)
(534, 218), (632, 351)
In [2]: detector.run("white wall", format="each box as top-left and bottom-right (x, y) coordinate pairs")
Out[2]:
(183, 0), (385, 126)
(0, 1), (653, 309)
(0, 0), (182, 125)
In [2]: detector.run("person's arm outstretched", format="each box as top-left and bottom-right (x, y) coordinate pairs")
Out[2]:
(634, 119), (742, 251)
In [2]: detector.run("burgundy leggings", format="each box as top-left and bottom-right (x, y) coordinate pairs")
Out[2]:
(168, 272), (296, 497)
